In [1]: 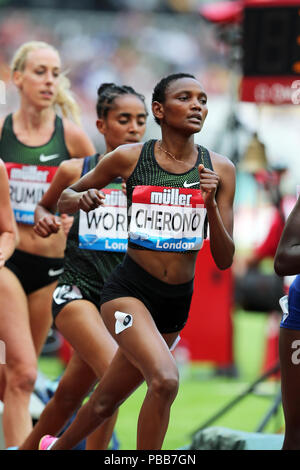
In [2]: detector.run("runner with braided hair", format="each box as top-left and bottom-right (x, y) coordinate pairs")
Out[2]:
(20, 82), (147, 450)
(40, 73), (235, 450)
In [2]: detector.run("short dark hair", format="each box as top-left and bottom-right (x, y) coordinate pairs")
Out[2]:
(96, 83), (147, 119)
(152, 73), (196, 125)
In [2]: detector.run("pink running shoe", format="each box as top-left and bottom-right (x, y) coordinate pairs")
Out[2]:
(38, 435), (58, 450)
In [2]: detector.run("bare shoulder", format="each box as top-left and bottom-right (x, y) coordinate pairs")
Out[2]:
(62, 118), (96, 157)
(63, 118), (83, 137)
(116, 143), (143, 177)
(100, 142), (143, 168)
(56, 157), (84, 185)
(209, 150), (236, 176)
(59, 157), (84, 175)
(114, 142), (144, 161)
(110, 143), (144, 177)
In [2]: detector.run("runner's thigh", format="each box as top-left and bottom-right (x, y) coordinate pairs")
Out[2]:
(101, 297), (178, 382)
(0, 267), (36, 367)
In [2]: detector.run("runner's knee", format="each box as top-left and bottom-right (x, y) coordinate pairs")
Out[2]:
(7, 363), (37, 395)
(149, 369), (179, 403)
(90, 393), (118, 422)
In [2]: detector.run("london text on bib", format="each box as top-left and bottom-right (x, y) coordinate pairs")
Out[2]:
(78, 188), (127, 252)
(5, 162), (57, 224)
(129, 185), (206, 252)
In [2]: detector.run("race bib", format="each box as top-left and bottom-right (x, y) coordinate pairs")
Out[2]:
(129, 185), (206, 252)
(78, 188), (127, 252)
(5, 162), (57, 225)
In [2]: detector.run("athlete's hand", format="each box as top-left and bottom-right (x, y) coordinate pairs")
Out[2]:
(78, 189), (106, 213)
(198, 164), (219, 207)
(34, 214), (62, 238)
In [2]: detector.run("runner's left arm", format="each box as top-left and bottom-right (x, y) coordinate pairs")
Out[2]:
(34, 159), (82, 238)
(0, 160), (19, 266)
(199, 155), (236, 270)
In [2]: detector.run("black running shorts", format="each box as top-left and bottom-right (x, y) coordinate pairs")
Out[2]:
(100, 254), (194, 334)
(5, 249), (64, 295)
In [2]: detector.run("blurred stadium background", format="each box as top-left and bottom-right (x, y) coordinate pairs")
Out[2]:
(1, 1), (300, 239)
(1, 0), (299, 176)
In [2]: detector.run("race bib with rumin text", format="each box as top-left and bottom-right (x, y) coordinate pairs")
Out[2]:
(5, 162), (57, 225)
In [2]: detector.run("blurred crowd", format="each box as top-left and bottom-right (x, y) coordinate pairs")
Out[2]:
(0, 6), (231, 152)
(1, 5), (300, 252)
(0, 4), (300, 448)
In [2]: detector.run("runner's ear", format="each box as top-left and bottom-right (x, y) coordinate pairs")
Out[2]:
(96, 119), (106, 136)
(152, 101), (164, 123)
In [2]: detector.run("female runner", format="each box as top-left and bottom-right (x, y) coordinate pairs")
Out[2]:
(40, 72), (236, 450)
(274, 195), (300, 449)
(19, 82), (148, 450)
(0, 41), (95, 447)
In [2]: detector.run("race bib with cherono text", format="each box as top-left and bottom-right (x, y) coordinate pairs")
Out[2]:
(5, 162), (58, 225)
(78, 188), (127, 252)
(129, 185), (206, 252)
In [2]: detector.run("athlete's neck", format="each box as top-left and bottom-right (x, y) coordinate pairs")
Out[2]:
(14, 105), (56, 133)
(104, 144), (113, 154)
(159, 132), (196, 162)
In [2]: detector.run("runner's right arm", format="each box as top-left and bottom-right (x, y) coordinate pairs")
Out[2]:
(34, 159), (83, 238)
(58, 144), (141, 214)
(0, 159), (19, 266)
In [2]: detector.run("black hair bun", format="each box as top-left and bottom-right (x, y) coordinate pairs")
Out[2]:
(97, 83), (116, 96)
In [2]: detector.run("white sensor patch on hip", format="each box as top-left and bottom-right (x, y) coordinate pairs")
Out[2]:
(114, 311), (133, 334)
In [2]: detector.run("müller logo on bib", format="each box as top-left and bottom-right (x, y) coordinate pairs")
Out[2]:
(5, 162), (57, 224)
(129, 185), (206, 252)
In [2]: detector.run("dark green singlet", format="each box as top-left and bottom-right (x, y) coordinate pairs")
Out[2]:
(126, 139), (213, 250)
(0, 114), (70, 165)
(59, 154), (124, 295)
